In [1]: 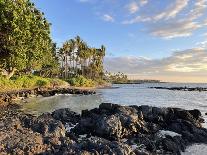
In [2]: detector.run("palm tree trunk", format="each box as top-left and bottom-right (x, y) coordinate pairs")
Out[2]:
(65, 54), (68, 79)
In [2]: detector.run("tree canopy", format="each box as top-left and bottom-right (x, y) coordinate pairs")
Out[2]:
(0, 0), (58, 77)
(59, 36), (106, 80)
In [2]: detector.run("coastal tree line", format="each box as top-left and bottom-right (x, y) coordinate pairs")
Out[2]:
(58, 36), (105, 80)
(0, 0), (59, 79)
(0, 0), (106, 80)
(0, 0), (127, 86)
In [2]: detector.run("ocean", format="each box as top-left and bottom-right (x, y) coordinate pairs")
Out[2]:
(22, 83), (207, 154)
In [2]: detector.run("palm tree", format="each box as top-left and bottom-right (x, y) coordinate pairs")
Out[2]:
(60, 39), (76, 79)
(74, 36), (83, 76)
(59, 36), (106, 80)
(68, 39), (76, 77)
(57, 47), (64, 77)
(61, 41), (70, 79)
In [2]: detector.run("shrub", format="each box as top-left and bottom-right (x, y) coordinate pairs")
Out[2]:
(36, 79), (48, 88)
(48, 78), (68, 87)
(67, 76), (95, 87)
(0, 75), (68, 92)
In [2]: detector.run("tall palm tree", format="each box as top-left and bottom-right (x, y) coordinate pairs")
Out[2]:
(61, 41), (70, 78)
(57, 47), (64, 77)
(59, 36), (106, 80)
(74, 36), (83, 76)
(67, 39), (75, 77)
(78, 42), (89, 76)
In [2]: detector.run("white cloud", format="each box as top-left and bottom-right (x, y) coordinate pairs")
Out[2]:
(102, 14), (114, 22)
(126, 2), (139, 14)
(104, 48), (207, 77)
(203, 19), (207, 26)
(122, 0), (207, 39)
(188, 0), (207, 20)
(139, 0), (148, 6)
(122, 16), (151, 24)
(196, 40), (207, 48)
(78, 0), (207, 39)
(149, 20), (202, 39)
(203, 32), (207, 36)
(123, 0), (190, 24)
(154, 0), (189, 21)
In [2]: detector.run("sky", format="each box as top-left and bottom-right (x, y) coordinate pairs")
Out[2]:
(32, 0), (207, 83)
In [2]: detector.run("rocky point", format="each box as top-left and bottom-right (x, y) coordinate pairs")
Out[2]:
(0, 102), (207, 155)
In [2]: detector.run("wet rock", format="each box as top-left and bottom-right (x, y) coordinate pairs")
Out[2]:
(1, 103), (207, 155)
(162, 138), (181, 155)
(37, 88), (96, 97)
(52, 108), (80, 124)
(167, 119), (207, 143)
(27, 113), (66, 138)
(95, 115), (123, 140)
(75, 103), (147, 140)
(79, 136), (136, 155)
(188, 109), (201, 119)
(150, 86), (207, 92)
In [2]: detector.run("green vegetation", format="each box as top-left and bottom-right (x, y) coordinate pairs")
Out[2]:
(67, 76), (95, 87)
(59, 36), (105, 80)
(67, 76), (108, 87)
(0, 0), (59, 79)
(58, 36), (107, 87)
(0, 0), (112, 91)
(105, 72), (128, 84)
(0, 75), (67, 92)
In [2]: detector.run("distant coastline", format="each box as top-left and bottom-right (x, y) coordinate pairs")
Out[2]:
(113, 79), (162, 84)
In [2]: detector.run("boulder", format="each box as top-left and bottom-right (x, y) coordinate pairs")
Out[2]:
(78, 136), (136, 155)
(1, 103), (207, 155)
(21, 113), (66, 138)
(95, 115), (123, 140)
(52, 108), (80, 124)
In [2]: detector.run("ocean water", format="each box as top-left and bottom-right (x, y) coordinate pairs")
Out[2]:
(22, 83), (207, 154)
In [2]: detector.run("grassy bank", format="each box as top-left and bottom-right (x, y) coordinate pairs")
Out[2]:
(67, 75), (109, 88)
(0, 75), (110, 93)
(0, 75), (68, 92)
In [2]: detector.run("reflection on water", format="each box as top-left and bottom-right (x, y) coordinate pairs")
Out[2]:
(22, 94), (102, 115)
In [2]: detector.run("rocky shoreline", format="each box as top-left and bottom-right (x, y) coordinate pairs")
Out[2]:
(0, 88), (96, 105)
(1, 102), (207, 155)
(150, 86), (207, 92)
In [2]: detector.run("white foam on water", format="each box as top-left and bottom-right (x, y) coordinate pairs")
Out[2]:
(157, 130), (182, 138)
(182, 144), (207, 155)
(78, 134), (88, 141)
(65, 123), (78, 132)
(55, 93), (73, 96)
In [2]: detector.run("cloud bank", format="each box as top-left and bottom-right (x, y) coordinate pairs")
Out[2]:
(104, 48), (207, 82)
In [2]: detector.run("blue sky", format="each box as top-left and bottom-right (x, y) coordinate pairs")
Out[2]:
(32, 0), (207, 82)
